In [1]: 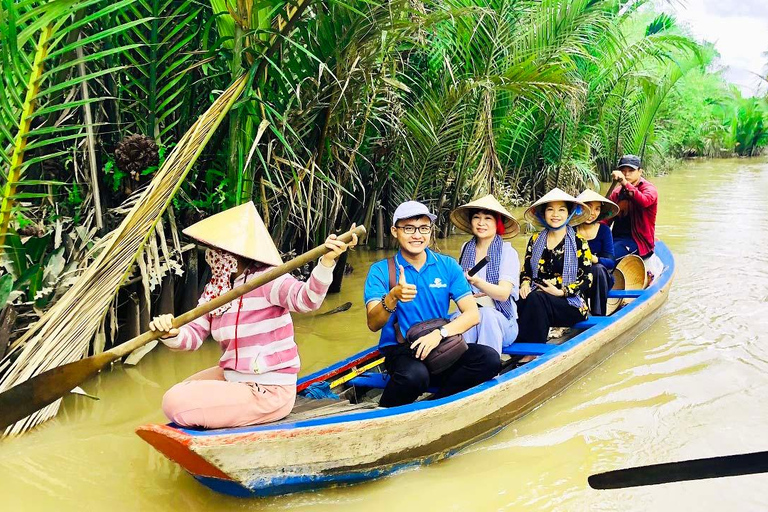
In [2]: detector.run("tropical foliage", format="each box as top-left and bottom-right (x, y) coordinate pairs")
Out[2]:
(0, 0), (765, 431)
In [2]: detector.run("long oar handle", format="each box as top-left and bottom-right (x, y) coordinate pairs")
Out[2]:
(605, 178), (619, 198)
(588, 450), (768, 489)
(109, 225), (366, 359)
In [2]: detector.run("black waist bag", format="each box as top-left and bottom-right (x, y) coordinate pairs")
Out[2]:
(387, 257), (468, 374)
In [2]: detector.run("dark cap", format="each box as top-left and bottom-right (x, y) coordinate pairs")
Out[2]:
(618, 154), (641, 170)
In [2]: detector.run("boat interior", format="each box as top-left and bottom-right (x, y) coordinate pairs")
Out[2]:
(270, 287), (647, 426)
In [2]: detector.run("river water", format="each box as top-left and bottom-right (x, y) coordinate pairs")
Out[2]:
(3, 158), (768, 511)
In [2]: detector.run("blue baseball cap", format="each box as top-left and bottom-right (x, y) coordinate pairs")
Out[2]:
(392, 201), (437, 226)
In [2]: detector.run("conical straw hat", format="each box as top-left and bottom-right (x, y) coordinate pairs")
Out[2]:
(450, 194), (520, 238)
(606, 268), (625, 315)
(616, 255), (648, 291)
(524, 188), (590, 227)
(182, 201), (283, 267)
(576, 189), (619, 222)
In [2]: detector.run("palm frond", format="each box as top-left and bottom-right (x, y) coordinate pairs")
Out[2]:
(0, 74), (247, 436)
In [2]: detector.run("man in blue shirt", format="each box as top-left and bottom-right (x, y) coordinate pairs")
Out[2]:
(364, 201), (501, 407)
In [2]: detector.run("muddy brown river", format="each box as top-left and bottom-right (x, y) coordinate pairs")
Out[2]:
(3, 158), (768, 511)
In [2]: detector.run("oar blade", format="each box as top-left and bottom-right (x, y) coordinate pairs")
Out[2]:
(0, 353), (113, 431)
(589, 451), (768, 489)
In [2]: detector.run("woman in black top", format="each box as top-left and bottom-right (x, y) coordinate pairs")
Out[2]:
(576, 189), (619, 316)
(517, 188), (593, 345)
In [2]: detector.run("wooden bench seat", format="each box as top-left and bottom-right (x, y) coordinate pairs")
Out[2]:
(606, 289), (643, 299)
(572, 315), (612, 330)
(502, 343), (557, 356)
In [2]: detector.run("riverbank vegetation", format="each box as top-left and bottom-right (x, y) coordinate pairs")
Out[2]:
(1, 0), (767, 432)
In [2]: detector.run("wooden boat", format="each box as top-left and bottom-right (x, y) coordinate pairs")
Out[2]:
(136, 241), (675, 497)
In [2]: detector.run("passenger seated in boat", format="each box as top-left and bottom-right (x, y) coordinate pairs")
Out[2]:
(448, 195), (520, 355)
(148, 202), (356, 429)
(516, 189), (593, 346)
(576, 190), (619, 316)
(364, 201), (501, 408)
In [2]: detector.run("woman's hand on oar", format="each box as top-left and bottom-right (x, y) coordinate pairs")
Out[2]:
(149, 314), (179, 339)
(320, 223), (358, 267)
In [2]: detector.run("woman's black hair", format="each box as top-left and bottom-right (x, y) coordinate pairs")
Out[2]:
(470, 208), (498, 218)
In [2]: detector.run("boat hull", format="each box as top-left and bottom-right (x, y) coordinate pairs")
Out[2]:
(137, 241), (675, 497)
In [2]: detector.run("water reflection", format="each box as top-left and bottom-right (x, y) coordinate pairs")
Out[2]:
(3, 158), (768, 510)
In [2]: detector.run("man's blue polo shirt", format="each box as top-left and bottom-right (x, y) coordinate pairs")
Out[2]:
(364, 248), (472, 348)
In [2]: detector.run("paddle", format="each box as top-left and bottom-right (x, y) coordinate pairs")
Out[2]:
(605, 177), (619, 198)
(588, 450), (768, 489)
(0, 225), (366, 431)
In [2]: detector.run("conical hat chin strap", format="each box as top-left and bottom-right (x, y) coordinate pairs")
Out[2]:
(536, 206), (578, 230)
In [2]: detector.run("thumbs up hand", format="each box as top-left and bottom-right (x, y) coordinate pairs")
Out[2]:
(390, 264), (418, 303)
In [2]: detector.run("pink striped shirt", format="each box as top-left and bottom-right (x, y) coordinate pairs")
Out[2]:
(164, 262), (335, 385)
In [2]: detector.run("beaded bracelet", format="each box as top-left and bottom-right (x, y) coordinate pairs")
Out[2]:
(381, 295), (396, 313)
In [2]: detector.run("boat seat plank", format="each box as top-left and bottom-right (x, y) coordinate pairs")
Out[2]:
(606, 290), (643, 299)
(573, 316), (612, 330)
(502, 343), (556, 356)
(349, 373), (440, 393)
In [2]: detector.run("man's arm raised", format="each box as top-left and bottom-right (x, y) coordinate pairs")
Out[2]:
(366, 265), (417, 332)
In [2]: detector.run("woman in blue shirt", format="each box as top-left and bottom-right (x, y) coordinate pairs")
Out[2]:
(576, 189), (619, 316)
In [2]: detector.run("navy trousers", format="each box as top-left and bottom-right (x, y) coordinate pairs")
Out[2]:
(379, 343), (501, 408)
(514, 291), (586, 344)
(613, 237), (639, 259)
(589, 263), (614, 316)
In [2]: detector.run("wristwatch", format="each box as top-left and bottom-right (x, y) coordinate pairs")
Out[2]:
(439, 326), (450, 339)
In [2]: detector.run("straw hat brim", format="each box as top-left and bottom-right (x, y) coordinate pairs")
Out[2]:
(606, 268), (625, 315)
(615, 255), (648, 290)
(523, 188), (590, 227)
(576, 190), (620, 222)
(450, 194), (521, 238)
(182, 201), (283, 267)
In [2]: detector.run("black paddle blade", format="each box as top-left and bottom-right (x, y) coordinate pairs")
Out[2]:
(0, 353), (113, 431)
(588, 451), (768, 489)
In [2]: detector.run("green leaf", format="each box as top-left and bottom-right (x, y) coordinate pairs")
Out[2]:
(0, 274), (14, 307)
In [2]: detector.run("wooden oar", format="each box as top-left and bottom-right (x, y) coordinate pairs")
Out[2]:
(605, 177), (619, 198)
(0, 225), (366, 431)
(588, 450), (768, 489)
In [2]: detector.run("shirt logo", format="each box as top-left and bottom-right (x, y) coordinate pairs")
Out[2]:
(429, 278), (447, 288)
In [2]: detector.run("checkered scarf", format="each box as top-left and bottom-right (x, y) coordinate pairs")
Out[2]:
(460, 235), (514, 320)
(530, 226), (583, 309)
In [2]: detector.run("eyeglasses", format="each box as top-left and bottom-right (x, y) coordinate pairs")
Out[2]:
(395, 225), (433, 235)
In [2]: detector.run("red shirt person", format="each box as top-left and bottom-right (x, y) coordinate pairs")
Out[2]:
(607, 155), (658, 259)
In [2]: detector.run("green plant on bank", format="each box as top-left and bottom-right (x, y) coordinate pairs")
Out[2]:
(731, 96), (768, 156)
(1, 0), (758, 259)
(0, 231), (65, 308)
(0, 0), (162, 244)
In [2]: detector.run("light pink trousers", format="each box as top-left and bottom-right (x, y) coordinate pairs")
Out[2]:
(162, 366), (296, 428)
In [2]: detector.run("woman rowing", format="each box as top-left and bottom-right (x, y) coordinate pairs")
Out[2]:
(148, 202), (356, 428)
(449, 195), (520, 355)
(516, 188), (593, 347)
(576, 189), (619, 316)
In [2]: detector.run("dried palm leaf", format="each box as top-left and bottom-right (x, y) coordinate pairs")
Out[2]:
(0, 74), (248, 436)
